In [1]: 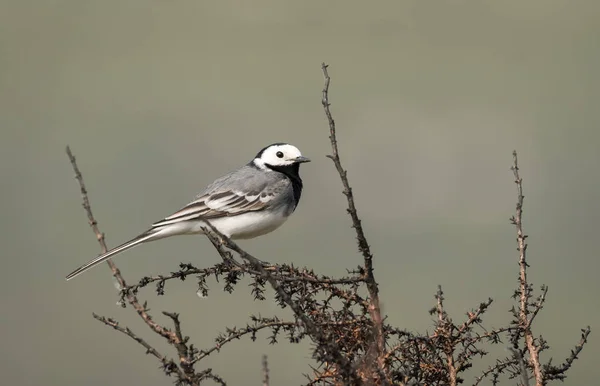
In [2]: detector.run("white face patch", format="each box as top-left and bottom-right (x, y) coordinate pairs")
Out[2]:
(255, 144), (304, 167)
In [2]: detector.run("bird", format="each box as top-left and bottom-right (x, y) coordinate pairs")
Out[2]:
(65, 143), (310, 281)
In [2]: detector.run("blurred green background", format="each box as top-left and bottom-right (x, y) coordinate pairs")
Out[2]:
(1, 1), (598, 385)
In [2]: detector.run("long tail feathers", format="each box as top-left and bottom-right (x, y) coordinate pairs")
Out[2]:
(65, 230), (159, 281)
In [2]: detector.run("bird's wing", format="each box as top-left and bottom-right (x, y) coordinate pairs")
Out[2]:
(151, 186), (278, 228)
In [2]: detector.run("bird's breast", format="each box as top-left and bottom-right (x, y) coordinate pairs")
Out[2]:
(213, 210), (290, 240)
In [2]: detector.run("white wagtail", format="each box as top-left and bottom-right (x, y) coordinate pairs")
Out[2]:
(65, 143), (310, 281)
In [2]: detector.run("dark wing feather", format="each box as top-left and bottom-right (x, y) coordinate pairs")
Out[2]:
(151, 189), (274, 228)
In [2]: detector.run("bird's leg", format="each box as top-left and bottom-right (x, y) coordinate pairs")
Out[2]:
(203, 228), (244, 267)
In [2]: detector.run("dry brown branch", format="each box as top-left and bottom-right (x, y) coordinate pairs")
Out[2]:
(527, 285), (548, 329)
(434, 287), (458, 386)
(67, 146), (210, 385)
(262, 355), (270, 386)
(92, 313), (183, 378)
(510, 150), (543, 385)
(543, 326), (591, 382)
(473, 357), (519, 386)
(66, 147), (125, 288)
(321, 62), (386, 384)
(124, 261), (363, 298)
(192, 319), (297, 364)
(202, 225), (360, 384)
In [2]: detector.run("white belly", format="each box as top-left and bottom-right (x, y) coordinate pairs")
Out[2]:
(180, 210), (290, 240)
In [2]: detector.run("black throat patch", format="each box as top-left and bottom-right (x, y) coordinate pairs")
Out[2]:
(265, 163), (303, 208)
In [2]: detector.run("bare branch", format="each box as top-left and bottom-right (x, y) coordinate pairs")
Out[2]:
(125, 263), (363, 296)
(192, 319), (297, 365)
(67, 146), (201, 385)
(262, 355), (270, 386)
(92, 313), (183, 379)
(543, 326), (591, 382)
(432, 286), (458, 386)
(66, 146), (125, 287)
(527, 285), (548, 329)
(473, 357), (519, 386)
(457, 298), (494, 335)
(202, 225), (359, 384)
(162, 312), (196, 376)
(321, 62), (386, 382)
(510, 150), (543, 385)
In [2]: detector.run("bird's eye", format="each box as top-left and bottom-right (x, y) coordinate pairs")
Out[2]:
(276, 151), (284, 158)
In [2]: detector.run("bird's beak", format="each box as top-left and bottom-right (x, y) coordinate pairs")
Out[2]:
(294, 156), (311, 163)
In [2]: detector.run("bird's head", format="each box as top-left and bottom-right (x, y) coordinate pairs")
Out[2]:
(253, 143), (310, 170)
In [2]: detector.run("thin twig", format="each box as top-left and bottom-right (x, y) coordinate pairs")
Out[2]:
(192, 320), (297, 365)
(66, 146), (198, 384)
(510, 150), (543, 385)
(457, 298), (494, 335)
(543, 326), (591, 381)
(125, 263), (363, 295)
(66, 146), (125, 286)
(92, 313), (183, 379)
(473, 357), (519, 386)
(321, 62), (386, 380)
(434, 287), (458, 386)
(163, 312), (195, 376)
(527, 285), (548, 329)
(262, 355), (270, 386)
